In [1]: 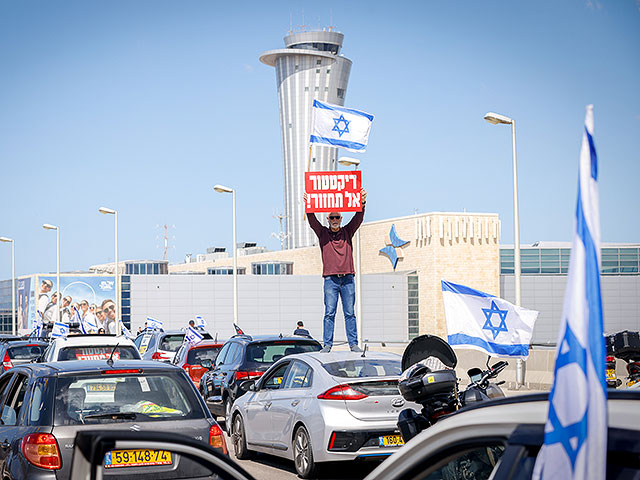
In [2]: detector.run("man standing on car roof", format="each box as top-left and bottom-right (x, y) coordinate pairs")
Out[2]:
(304, 188), (367, 353)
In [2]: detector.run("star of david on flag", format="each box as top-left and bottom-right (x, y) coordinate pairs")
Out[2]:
(310, 100), (374, 152)
(52, 321), (69, 338)
(441, 280), (538, 359)
(185, 326), (204, 346)
(532, 105), (607, 480)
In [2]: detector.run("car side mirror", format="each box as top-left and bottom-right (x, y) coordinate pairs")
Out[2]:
(239, 380), (256, 393)
(201, 359), (212, 369)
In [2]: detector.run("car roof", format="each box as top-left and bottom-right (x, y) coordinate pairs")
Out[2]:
(364, 390), (640, 480)
(50, 334), (137, 347)
(294, 350), (402, 364)
(186, 340), (224, 348)
(229, 334), (321, 344)
(12, 359), (182, 376)
(4, 340), (49, 348)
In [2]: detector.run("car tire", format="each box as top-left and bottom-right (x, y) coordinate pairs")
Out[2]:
(231, 414), (253, 460)
(293, 425), (317, 478)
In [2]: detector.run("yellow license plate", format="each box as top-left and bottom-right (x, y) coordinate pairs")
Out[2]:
(87, 383), (116, 392)
(606, 369), (617, 381)
(379, 435), (404, 447)
(105, 449), (172, 468)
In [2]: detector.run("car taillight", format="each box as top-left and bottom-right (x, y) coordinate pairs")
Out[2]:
(102, 369), (143, 375)
(606, 356), (615, 363)
(234, 371), (264, 381)
(317, 384), (368, 400)
(152, 352), (168, 360)
(209, 424), (228, 455)
(2, 352), (13, 371)
(22, 433), (62, 470)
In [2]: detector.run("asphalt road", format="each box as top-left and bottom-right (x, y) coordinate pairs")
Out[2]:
(222, 427), (380, 480)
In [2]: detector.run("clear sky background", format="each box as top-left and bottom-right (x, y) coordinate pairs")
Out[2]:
(1, 0), (638, 277)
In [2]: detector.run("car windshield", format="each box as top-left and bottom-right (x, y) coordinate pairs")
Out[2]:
(187, 347), (220, 365)
(8, 344), (45, 359)
(245, 341), (321, 364)
(58, 346), (141, 361)
(323, 359), (403, 378)
(54, 372), (205, 425)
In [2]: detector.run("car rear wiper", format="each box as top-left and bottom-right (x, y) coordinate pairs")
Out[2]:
(83, 412), (137, 420)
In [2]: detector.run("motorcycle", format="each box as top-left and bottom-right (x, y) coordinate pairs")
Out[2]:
(607, 330), (640, 389)
(396, 335), (508, 442)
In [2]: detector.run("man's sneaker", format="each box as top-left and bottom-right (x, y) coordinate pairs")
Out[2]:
(320, 345), (332, 353)
(350, 345), (363, 353)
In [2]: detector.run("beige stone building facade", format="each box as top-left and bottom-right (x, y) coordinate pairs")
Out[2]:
(170, 212), (501, 338)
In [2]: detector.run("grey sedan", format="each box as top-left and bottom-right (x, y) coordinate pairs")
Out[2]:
(229, 351), (420, 478)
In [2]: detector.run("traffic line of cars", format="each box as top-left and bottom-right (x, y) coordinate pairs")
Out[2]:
(1, 328), (638, 480)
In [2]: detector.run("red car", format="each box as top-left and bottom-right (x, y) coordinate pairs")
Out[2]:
(173, 340), (224, 389)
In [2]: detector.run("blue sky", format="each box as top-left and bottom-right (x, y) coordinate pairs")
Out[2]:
(1, 0), (638, 277)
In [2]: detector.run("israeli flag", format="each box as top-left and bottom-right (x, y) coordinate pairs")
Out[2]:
(195, 315), (206, 327)
(32, 311), (44, 338)
(77, 307), (97, 335)
(533, 106), (607, 480)
(185, 326), (204, 346)
(51, 321), (69, 338)
(309, 100), (374, 152)
(146, 317), (163, 330)
(442, 280), (538, 358)
(120, 322), (135, 340)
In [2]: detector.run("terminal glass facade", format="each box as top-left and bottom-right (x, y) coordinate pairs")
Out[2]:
(500, 247), (640, 275)
(408, 273), (419, 339)
(125, 261), (168, 275)
(251, 262), (293, 275)
(207, 267), (246, 275)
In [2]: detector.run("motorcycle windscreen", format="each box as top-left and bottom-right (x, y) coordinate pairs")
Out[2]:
(401, 334), (458, 372)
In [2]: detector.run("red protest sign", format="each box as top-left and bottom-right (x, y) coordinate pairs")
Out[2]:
(305, 171), (362, 213)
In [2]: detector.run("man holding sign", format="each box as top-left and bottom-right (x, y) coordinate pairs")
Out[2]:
(304, 186), (367, 353)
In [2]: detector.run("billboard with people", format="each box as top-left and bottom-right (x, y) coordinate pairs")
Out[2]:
(31, 274), (116, 334)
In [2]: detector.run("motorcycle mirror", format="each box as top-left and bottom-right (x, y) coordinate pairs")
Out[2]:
(491, 361), (508, 371)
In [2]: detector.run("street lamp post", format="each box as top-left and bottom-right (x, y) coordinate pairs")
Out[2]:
(0, 237), (16, 335)
(42, 224), (61, 326)
(99, 207), (121, 335)
(214, 185), (238, 325)
(484, 111), (524, 386)
(338, 157), (363, 348)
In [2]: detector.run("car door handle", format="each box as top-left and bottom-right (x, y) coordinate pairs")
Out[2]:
(291, 400), (300, 407)
(264, 402), (272, 409)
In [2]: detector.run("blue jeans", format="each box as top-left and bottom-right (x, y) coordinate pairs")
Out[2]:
(323, 274), (358, 347)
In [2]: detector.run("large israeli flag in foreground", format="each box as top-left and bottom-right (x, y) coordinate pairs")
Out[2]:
(442, 280), (538, 358)
(533, 106), (607, 480)
(309, 100), (374, 152)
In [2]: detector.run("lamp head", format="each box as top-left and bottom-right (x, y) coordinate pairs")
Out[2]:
(42, 224), (58, 231)
(338, 157), (361, 168)
(0, 237), (13, 243)
(99, 207), (116, 215)
(214, 184), (234, 194)
(484, 112), (513, 125)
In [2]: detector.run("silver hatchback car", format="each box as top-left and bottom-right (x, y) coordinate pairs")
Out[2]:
(229, 350), (420, 478)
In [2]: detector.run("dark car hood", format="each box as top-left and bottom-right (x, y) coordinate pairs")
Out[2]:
(401, 334), (457, 371)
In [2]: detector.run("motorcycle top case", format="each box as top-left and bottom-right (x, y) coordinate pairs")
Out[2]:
(401, 334), (458, 371)
(612, 330), (640, 361)
(398, 367), (457, 403)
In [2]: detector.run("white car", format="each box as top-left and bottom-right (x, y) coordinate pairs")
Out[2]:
(364, 390), (640, 480)
(229, 350), (421, 478)
(40, 334), (141, 363)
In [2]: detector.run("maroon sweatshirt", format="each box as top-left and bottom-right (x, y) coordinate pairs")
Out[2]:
(307, 209), (365, 277)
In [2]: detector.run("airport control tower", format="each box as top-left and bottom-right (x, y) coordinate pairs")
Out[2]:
(260, 30), (352, 249)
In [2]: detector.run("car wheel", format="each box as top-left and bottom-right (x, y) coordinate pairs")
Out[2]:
(231, 414), (253, 460)
(293, 425), (317, 478)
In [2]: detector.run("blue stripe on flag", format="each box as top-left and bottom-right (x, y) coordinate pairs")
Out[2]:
(441, 280), (495, 298)
(576, 191), (606, 391)
(586, 128), (597, 180)
(448, 333), (529, 357)
(309, 135), (367, 151)
(312, 100), (374, 121)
